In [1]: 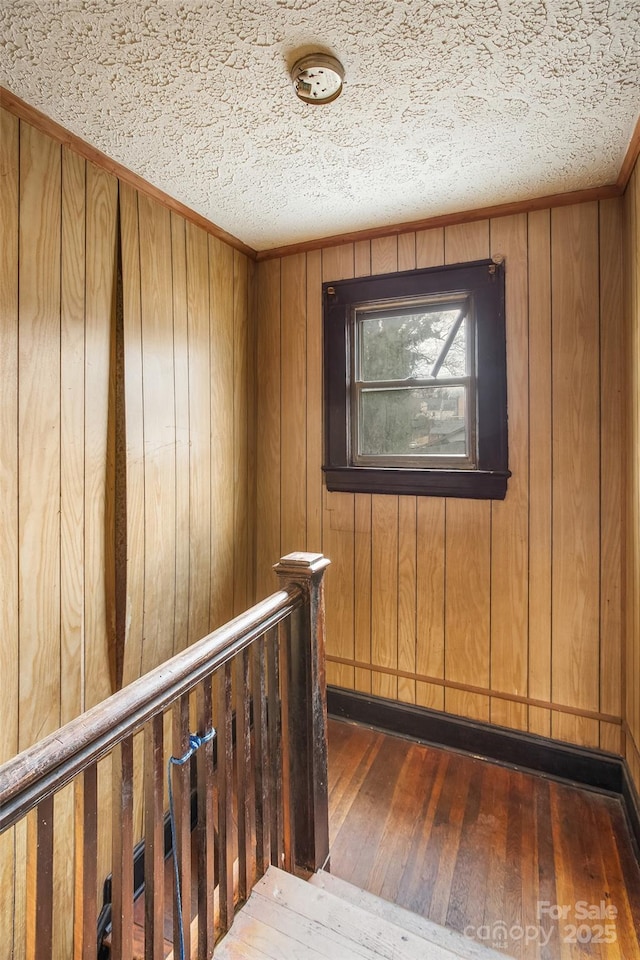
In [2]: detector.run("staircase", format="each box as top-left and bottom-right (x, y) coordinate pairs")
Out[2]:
(214, 867), (509, 960)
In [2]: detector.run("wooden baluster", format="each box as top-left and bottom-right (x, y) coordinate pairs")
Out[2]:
(172, 694), (192, 960)
(144, 715), (164, 960)
(266, 626), (283, 868)
(26, 794), (54, 960)
(216, 660), (234, 935)
(235, 647), (252, 901)
(79, 765), (98, 960)
(112, 736), (134, 959)
(274, 553), (331, 873)
(197, 676), (215, 958)
(251, 633), (270, 881)
(278, 616), (294, 872)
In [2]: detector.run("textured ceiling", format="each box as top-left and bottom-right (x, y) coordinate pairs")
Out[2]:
(1, 0), (639, 251)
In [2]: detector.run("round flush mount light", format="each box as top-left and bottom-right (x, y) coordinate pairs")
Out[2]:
(291, 53), (344, 105)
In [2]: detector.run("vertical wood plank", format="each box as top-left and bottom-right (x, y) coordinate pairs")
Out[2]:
(256, 259), (281, 597)
(490, 213), (529, 731)
(444, 221), (491, 721)
(354, 494), (372, 693)
(247, 256), (258, 604)
(624, 162), (640, 788)
(371, 235), (398, 275)
(444, 498), (491, 720)
(60, 146), (86, 725)
(233, 249), (250, 614)
(398, 232), (416, 272)
(138, 194), (176, 672)
(171, 213), (191, 654)
(18, 122), (61, 749)
(306, 250), (323, 553)
(371, 494), (399, 699)
(85, 161), (117, 711)
(0, 105), (19, 955)
(281, 253), (307, 555)
(322, 244), (356, 689)
(416, 498), (445, 710)
(398, 496), (417, 703)
(186, 222), (211, 645)
(551, 203), (601, 747)
(209, 236), (235, 627)
(599, 198), (624, 747)
(527, 208), (553, 738)
(120, 185), (145, 686)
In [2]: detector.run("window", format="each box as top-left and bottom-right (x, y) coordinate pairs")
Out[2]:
(323, 258), (509, 499)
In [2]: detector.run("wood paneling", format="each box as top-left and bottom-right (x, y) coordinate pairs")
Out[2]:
(281, 254), (307, 557)
(321, 245), (356, 691)
(527, 209), (553, 739)
(599, 198), (624, 754)
(327, 719), (640, 960)
(84, 161), (118, 712)
(489, 214), (529, 732)
(551, 203), (601, 748)
(209, 237), (235, 629)
(18, 122), (62, 747)
(186, 221), (212, 645)
(0, 112), (256, 951)
(255, 259), (281, 601)
(0, 104), (19, 956)
(138, 194), (176, 673)
(257, 200), (627, 749)
(233, 250), (250, 616)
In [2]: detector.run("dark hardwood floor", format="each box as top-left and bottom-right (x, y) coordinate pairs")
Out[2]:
(327, 718), (640, 959)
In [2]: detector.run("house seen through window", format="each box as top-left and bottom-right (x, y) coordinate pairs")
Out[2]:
(323, 258), (509, 499)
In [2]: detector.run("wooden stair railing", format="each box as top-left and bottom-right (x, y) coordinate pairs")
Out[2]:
(0, 552), (330, 960)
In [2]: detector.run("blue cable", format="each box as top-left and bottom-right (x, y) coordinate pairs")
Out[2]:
(167, 727), (216, 960)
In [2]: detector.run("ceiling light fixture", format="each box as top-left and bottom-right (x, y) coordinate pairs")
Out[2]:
(291, 53), (344, 105)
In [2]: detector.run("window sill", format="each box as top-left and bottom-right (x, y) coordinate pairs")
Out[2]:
(323, 466), (510, 499)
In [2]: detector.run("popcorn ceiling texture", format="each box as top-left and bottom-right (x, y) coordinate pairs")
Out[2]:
(1, 0), (638, 250)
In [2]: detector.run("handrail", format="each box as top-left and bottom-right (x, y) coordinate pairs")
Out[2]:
(0, 584), (303, 831)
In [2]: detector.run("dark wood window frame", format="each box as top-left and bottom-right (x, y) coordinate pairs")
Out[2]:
(323, 257), (510, 499)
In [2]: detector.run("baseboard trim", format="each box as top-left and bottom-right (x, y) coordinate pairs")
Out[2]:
(327, 686), (640, 857)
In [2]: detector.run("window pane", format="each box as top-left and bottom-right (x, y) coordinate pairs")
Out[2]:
(358, 307), (468, 381)
(358, 385), (468, 458)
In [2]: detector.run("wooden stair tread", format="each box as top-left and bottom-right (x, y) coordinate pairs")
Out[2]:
(309, 869), (508, 960)
(215, 867), (512, 960)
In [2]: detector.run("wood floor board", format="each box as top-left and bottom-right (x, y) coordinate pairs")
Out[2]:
(327, 720), (640, 959)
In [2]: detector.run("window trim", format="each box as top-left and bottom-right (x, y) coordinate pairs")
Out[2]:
(323, 258), (509, 500)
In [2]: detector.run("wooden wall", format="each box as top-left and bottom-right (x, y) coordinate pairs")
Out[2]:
(256, 201), (625, 753)
(0, 106), (255, 954)
(625, 157), (640, 797)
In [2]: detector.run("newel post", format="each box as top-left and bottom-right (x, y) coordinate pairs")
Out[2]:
(274, 551), (331, 874)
